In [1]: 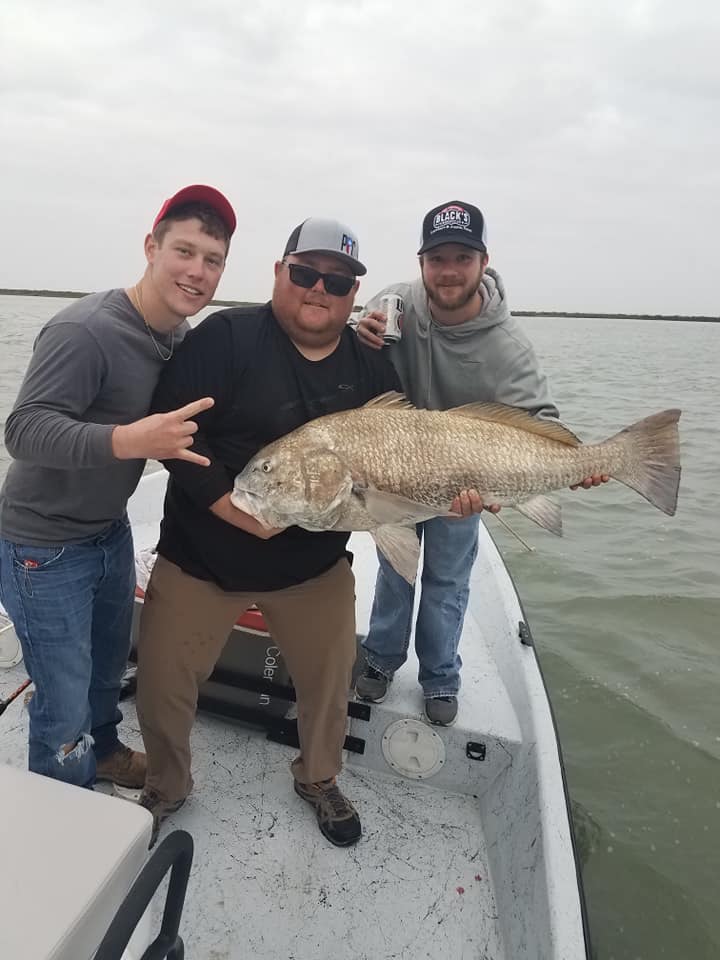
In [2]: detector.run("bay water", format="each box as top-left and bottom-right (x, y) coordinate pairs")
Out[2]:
(1, 295), (718, 959)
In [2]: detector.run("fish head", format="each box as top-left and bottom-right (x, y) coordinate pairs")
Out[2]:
(231, 443), (354, 530)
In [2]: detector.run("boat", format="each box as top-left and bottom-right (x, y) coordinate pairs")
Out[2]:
(0, 468), (591, 958)
(0, 608), (22, 669)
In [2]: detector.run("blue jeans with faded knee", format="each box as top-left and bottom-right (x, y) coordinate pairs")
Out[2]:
(0, 518), (135, 787)
(362, 516), (480, 698)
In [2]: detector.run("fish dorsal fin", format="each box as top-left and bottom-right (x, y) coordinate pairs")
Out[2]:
(362, 391), (415, 410)
(448, 403), (581, 447)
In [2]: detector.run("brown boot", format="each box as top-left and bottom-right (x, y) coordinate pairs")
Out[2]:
(95, 743), (146, 789)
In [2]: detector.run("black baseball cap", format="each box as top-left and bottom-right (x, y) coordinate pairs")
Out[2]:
(417, 201), (487, 255)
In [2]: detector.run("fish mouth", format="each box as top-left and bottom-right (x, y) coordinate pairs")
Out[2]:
(230, 486), (263, 516)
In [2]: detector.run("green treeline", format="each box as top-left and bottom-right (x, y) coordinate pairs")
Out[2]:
(0, 289), (717, 322)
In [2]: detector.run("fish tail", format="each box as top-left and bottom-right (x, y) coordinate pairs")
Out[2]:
(607, 409), (681, 516)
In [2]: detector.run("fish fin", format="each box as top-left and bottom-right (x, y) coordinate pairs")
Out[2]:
(372, 525), (421, 583)
(447, 403), (581, 447)
(353, 486), (441, 525)
(605, 409), (681, 516)
(362, 391), (415, 410)
(514, 496), (563, 536)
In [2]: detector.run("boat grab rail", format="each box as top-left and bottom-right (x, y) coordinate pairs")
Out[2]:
(94, 829), (194, 960)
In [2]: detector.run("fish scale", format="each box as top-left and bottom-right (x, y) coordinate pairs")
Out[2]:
(306, 411), (626, 507)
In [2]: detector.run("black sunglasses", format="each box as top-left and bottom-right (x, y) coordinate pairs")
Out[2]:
(283, 261), (355, 297)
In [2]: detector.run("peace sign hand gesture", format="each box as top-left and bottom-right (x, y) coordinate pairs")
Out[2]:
(111, 397), (215, 465)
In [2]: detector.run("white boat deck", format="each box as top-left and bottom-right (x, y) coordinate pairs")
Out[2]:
(0, 471), (588, 959)
(0, 667), (507, 959)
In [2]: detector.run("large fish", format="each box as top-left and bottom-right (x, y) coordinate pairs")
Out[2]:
(231, 393), (681, 582)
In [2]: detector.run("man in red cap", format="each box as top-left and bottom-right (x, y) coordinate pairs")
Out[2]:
(0, 185), (234, 792)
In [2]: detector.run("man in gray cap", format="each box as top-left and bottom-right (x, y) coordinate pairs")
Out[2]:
(136, 217), (401, 847)
(355, 201), (606, 726)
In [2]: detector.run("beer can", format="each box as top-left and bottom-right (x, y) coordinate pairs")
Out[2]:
(380, 294), (404, 344)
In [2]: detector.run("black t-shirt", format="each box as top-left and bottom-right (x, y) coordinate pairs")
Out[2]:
(150, 303), (401, 591)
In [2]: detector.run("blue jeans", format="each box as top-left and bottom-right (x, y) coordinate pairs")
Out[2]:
(0, 519), (135, 787)
(362, 516), (480, 697)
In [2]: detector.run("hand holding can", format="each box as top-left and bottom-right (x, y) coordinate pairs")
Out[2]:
(379, 294), (404, 344)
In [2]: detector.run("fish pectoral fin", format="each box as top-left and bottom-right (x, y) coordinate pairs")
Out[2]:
(355, 486), (440, 525)
(513, 496), (563, 536)
(372, 525), (421, 584)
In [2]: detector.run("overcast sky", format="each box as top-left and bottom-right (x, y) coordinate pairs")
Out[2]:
(1, 0), (717, 314)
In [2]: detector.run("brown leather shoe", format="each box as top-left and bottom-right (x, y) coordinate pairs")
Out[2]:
(95, 743), (147, 789)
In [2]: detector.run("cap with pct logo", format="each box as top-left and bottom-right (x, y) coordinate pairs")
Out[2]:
(417, 201), (487, 255)
(283, 217), (367, 275)
(152, 184), (237, 237)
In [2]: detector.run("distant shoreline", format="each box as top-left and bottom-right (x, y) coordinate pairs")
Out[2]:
(0, 289), (717, 323)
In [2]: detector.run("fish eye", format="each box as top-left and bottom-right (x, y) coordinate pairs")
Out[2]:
(261, 461), (271, 473)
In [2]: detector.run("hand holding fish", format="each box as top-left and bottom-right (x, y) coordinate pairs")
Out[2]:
(450, 476), (609, 517)
(209, 492), (285, 540)
(112, 397), (215, 465)
(356, 311), (386, 350)
(570, 474), (610, 490)
(450, 489), (502, 517)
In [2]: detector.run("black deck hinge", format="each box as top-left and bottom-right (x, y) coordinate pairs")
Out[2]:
(519, 620), (534, 646)
(349, 701), (371, 721)
(267, 722), (366, 755)
(466, 742), (486, 761)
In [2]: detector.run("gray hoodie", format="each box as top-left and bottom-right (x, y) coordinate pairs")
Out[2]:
(359, 268), (558, 419)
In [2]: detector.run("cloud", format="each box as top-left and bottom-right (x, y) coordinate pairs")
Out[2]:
(0, 0), (717, 314)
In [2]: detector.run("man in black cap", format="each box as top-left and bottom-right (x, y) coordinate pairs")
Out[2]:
(355, 201), (605, 726)
(0, 185), (234, 790)
(135, 217), (401, 848)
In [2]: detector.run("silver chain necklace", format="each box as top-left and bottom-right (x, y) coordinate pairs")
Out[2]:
(129, 284), (175, 361)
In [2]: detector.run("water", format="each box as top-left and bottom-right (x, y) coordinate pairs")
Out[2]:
(1, 296), (718, 958)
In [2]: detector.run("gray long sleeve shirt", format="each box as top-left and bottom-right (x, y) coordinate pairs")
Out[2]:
(0, 289), (185, 545)
(360, 269), (559, 419)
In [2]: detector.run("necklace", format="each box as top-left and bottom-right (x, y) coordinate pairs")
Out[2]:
(129, 283), (175, 362)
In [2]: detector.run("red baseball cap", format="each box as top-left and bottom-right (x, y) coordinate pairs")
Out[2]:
(152, 184), (237, 236)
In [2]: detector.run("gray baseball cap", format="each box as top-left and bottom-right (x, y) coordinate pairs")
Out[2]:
(283, 217), (367, 275)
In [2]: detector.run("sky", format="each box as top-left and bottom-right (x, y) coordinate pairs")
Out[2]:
(1, 0), (718, 315)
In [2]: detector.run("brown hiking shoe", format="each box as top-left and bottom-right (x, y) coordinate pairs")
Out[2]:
(294, 777), (362, 847)
(95, 743), (146, 789)
(138, 788), (186, 848)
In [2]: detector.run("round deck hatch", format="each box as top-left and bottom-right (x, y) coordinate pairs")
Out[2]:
(381, 718), (446, 779)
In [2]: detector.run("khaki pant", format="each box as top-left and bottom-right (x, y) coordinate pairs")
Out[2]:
(136, 555), (357, 804)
